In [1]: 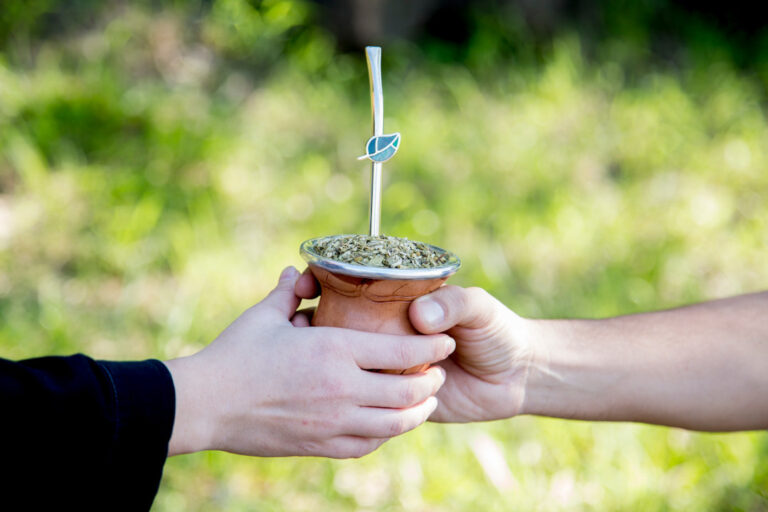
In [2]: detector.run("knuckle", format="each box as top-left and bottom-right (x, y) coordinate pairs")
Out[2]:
(372, 438), (388, 451)
(305, 334), (329, 358)
(347, 443), (373, 459)
(331, 334), (356, 360)
(297, 441), (322, 456)
(394, 340), (411, 367)
(465, 287), (494, 324)
(442, 284), (463, 295)
(302, 415), (337, 437)
(333, 440), (372, 460)
(317, 375), (343, 397)
(312, 331), (347, 362)
(386, 416), (407, 437)
(399, 381), (419, 406)
(316, 330), (340, 350)
(465, 286), (490, 304)
(435, 285), (460, 311)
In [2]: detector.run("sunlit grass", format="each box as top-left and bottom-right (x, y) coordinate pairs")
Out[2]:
(1, 3), (767, 510)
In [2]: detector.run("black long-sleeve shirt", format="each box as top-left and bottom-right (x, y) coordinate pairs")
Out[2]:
(0, 354), (175, 510)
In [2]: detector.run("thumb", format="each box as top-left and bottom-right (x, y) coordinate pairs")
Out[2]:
(409, 286), (495, 334)
(261, 266), (302, 319)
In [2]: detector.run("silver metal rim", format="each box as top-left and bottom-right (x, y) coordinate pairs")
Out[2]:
(300, 235), (461, 280)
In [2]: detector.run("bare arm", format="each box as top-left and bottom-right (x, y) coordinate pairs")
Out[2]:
(410, 287), (768, 431)
(525, 291), (768, 431)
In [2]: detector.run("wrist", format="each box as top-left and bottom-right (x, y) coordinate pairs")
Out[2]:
(516, 317), (554, 417)
(164, 355), (216, 456)
(518, 318), (617, 420)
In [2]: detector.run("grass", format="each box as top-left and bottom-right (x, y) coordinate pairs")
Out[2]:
(1, 2), (767, 510)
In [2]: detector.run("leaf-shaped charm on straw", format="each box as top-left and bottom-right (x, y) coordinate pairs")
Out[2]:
(358, 132), (401, 162)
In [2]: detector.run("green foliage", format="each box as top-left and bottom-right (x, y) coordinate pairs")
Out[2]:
(1, 2), (767, 510)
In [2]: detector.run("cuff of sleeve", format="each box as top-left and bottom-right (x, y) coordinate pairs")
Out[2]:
(97, 359), (176, 509)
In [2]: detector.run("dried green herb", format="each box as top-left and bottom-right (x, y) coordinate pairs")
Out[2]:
(314, 235), (450, 269)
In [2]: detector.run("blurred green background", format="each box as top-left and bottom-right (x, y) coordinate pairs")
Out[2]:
(1, 0), (767, 510)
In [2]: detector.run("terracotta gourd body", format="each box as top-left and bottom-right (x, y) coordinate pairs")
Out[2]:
(308, 265), (448, 374)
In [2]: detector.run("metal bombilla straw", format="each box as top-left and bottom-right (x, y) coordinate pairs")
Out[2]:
(366, 46), (384, 236)
(359, 46), (402, 236)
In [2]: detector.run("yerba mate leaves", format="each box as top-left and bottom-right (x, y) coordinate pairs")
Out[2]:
(314, 234), (449, 269)
(357, 132), (401, 163)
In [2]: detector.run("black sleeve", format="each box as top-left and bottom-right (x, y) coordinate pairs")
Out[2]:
(0, 354), (176, 510)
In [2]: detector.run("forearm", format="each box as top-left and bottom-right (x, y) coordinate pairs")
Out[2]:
(0, 355), (174, 507)
(521, 291), (768, 431)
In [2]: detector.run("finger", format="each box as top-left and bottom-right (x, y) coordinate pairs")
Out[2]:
(427, 358), (461, 423)
(294, 268), (320, 299)
(261, 267), (301, 319)
(409, 285), (499, 333)
(297, 307), (316, 322)
(356, 366), (446, 408)
(322, 436), (389, 459)
(347, 331), (455, 371)
(291, 307), (316, 327)
(348, 396), (439, 438)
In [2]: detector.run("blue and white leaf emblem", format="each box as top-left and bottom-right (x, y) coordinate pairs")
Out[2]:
(357, 132), (401, 163)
